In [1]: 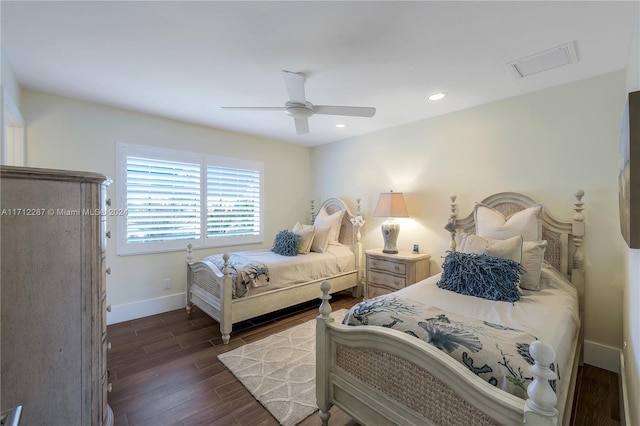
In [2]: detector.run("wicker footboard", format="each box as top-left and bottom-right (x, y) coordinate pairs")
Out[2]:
(316, 281), (561, 426)
(335, 345), (500, 425)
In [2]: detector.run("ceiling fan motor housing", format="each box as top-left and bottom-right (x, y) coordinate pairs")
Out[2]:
(285, 101), (314, 118)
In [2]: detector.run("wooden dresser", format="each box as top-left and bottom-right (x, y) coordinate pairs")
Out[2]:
(365, 248), (431, 298)
(0, 166), (113, 425)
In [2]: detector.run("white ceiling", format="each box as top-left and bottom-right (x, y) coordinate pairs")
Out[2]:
(1, 1), (637, 147)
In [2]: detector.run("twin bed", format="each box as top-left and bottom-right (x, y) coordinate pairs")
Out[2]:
(316, 191), (585, 426)
(185, 197), (363, 344)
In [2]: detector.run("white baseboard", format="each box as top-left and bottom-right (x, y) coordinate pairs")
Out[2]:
(583, 339), (621, 373)
(620, 352), (630, 426)
(107, 292), (186, 325)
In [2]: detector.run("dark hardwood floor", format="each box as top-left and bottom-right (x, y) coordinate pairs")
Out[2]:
(107, 291), (620, 426)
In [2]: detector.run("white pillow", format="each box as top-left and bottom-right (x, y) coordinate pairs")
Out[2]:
(519, 240), (548, 291)
(313, 208), (345, 245)
(310, 226), (331, 253)
(294, 226), (315, 254)
(474, 203), (543, 241)
(291, 221), (311, 232)
(459, 233), (547, 291)
(458, 233), (523, 263)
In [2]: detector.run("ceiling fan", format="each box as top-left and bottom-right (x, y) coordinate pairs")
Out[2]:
(221, 70), (376, 135)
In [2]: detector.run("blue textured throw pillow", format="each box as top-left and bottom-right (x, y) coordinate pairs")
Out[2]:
(271, 230), (300, 256)
(437, 251), (524, 303)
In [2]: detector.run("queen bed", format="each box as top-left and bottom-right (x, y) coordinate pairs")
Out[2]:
(316, 191), (585, 426)
(186, 197), (363, 344)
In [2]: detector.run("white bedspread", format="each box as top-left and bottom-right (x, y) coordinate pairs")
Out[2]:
(205, 245), (356, 297)
(393, 263), (580, 416)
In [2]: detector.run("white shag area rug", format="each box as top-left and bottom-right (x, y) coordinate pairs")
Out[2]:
(218, 309), (348, 426)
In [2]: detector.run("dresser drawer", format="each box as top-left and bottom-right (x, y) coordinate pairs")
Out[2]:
(367, 257), (406, 276)
(367, 270), (407, 290)
(368, 284), (393, 298)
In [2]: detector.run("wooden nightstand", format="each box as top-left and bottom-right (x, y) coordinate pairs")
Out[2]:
(365, 249), (431, 298)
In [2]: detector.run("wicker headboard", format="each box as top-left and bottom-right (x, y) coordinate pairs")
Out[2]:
(311, 197), (362, 246)
(447, 191), (585, 277)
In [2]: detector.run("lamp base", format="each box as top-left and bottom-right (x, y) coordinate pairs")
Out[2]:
(381, 219), (400, 254)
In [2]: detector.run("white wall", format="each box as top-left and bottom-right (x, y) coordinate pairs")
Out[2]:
(1, 48), (21, 108)
(1, 47), (24, 166)
(623, 3), (640, 425)
(20, 89), (312, 323)
(311, 70), (628, 371)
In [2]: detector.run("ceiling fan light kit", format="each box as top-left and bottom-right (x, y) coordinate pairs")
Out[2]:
(222, 70), (376, 135)
(284, 101), (314, 118)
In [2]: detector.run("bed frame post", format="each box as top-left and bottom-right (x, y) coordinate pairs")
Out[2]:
(571, 189), (586, 352)
(220, 253), (233, 344)
(353, 198), (364, 297)
(445, 194), (458, 251)
(524, 340), (559, 425)
(186, 243), (194, 315)
(316, 281), (334, 426)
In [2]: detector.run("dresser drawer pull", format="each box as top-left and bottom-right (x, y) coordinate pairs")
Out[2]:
(106, 198), (112, 206)
(107, 341), (112, 351)
(106, 230), (111, 238)
(371, 261), (377, 267)
(106, 304), (112, 313)
(106, 267), (111, 275)
(394, 265), (400, 271)
(107, 383), (113, 393)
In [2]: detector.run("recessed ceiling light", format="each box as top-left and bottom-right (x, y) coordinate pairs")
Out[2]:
(428, 92), (447, 101)
(335, 123), (346, 128)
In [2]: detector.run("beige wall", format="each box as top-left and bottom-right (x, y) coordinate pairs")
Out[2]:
(311, 71), (628, 370)
(20, 90), (312, 320)
(623, 3), (640, 425)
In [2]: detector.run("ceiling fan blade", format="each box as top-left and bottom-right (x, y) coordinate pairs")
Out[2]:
(221, 107), (285, 111)
(282, 70), (306, 104)
(313, 105), (376, 117)
(294, 117), (309, 135)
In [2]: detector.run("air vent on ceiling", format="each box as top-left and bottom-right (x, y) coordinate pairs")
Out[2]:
(508, 41), (578, 78)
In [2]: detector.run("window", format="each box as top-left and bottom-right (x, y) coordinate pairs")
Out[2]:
(116, 143), (263, 255)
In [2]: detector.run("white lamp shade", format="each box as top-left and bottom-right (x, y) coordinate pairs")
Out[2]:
(373, 192), (409, 218)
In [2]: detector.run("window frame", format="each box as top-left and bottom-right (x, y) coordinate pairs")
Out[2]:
(116, 143), (264, 256)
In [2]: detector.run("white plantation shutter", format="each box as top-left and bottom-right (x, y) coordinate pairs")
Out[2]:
(126, 157), (201, 243)
(206, 166), (261, 239)
(116, 143), (263, 255)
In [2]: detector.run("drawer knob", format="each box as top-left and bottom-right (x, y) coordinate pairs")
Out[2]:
(394, 265), (400, 271)
(371, 261), (377, 266)
(106, 267), (112, 275)
(107, 341), (112, 351)
(106, 304), (112, 313)
(107, 383), (113, 393)
(106, 230), (111, 238)
(106, 198), (112, 206)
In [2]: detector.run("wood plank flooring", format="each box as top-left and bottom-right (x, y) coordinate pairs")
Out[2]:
(107, 291), (620, 426)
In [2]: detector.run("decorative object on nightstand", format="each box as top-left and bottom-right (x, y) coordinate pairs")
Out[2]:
(365, 248), (431, 298)
(373, 191), (409, 254)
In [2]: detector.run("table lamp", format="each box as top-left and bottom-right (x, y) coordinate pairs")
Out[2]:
(373, 191), (409, 254)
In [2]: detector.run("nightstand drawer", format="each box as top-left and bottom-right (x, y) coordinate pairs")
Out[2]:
(367, 257), (406, 276)
(368, 270), (407, 290)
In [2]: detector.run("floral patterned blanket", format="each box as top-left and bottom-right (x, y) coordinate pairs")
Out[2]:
(208, 254), (269, 298)
(343, 295), (558, 399)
